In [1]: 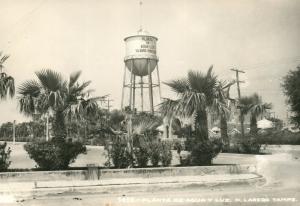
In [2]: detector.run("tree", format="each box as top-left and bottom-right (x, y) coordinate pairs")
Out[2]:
(160, 66), (223, 140)
(159, 66), (226, 165)
(0, 52), (14, 99)
(282, 65), (300, 127)
(239, 93), (272, 134)
(18, 69), (102, 170)
(18, 69), (101, 140)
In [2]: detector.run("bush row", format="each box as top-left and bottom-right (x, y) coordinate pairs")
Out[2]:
(105, 135), (173, 168)
(257, 130), (300, 145)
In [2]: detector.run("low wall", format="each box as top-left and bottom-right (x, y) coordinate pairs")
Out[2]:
(99, 165), (256, 179)
(0, 164), (257, 182)
(0, 170), (87, 182)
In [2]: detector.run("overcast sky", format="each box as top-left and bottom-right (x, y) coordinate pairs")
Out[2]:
(0, 0), (300, 124)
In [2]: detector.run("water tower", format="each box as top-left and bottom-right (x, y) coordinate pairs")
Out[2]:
(121, 29), (161, 114)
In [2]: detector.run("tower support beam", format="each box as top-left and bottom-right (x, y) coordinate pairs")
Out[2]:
(132, 75), (136, 112)
(129, 64), (134, 111)
(148, 59), (154, 114)
(140, 76), (144, 112)
(121, 65), (127, 110)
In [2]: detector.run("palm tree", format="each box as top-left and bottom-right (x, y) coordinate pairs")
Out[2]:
(18, 69), (101, 140)
(239, 93), (272, 135)
(0, 53), (14, 99)
(160, 66), (224, 140)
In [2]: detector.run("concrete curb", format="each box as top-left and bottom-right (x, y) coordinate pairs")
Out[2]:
(0, 173), (266, 199)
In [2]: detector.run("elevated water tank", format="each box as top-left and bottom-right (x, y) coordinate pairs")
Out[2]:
(124, 29), (158, 76)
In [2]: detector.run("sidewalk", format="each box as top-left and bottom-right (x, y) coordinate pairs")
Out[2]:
(0, 173), (265, 199)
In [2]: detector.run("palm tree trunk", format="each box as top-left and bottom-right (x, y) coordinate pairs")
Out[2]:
(195, 110), (208, 140)
(220, 115), (229, 150)
(250, 115), (258, 135)
(52, 111), (67, 140)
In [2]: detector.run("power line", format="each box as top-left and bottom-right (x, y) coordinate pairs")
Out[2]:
(218, 56), (300, 77)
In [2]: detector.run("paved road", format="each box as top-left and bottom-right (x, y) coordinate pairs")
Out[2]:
(5, 183), (300, 206)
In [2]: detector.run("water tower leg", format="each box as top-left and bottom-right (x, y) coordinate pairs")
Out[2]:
(147, 59), (154, 114)
(140, 76), (144, 112)
(121, 65), (127, 110)
(132, 75), (136, 113)
(156, 65), (162, 100)
(129, 63), (134, 111)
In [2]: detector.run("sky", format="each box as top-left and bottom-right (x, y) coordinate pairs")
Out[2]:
(0, 0), (300, 124)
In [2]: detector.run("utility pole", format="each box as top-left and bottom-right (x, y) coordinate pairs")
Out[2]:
(231, 68), (245, 137)
(100, 95), (114, 123)
(99, 95), (113, 112)
(106, 98), (113, 112)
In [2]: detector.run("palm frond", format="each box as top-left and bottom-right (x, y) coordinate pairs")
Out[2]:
(164, 78), (189, 94)
(5, 76), (15, 98)
(206, 65), (214, 77)
(210, 98), (230, 118)
(179, 91), (206, 117)
(0, 54), (9, 65)
(250, 102), (272, 117)
(187, 68), (217, 105)
(69, 81), (92, 97)
(159, 98), (181, 118)
(82, 97), (100, 116)
(18, 80), (40, 97)
(18, 95), (35, 116)
(240, 93), (272, 117)
(48, 90), (64, 108)
(69, 71), (82, 88)
(35, 69), (64, 92)
(0, 74), (15, 99)
(187, 70), (207, 92)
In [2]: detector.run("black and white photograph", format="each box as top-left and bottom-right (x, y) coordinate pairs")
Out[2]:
(0, 0), (300, 205)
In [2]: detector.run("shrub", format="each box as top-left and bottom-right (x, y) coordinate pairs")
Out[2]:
(134, 146), (149, 167)
(24, 139), (86, 170)
(0, 142), (11, 171)
(133, 135), (149, 167)
(240, 136), (261, 154)
(160, 141), (172, 167)
(149, 141), (161, 167)
(106, 135), (134, 168)
(228, 134), (262, 154)
(179, 152), (191, 166)
(185, 138), (222, 166)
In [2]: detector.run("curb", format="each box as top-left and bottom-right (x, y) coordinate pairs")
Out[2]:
(0, 174), (266, 199)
